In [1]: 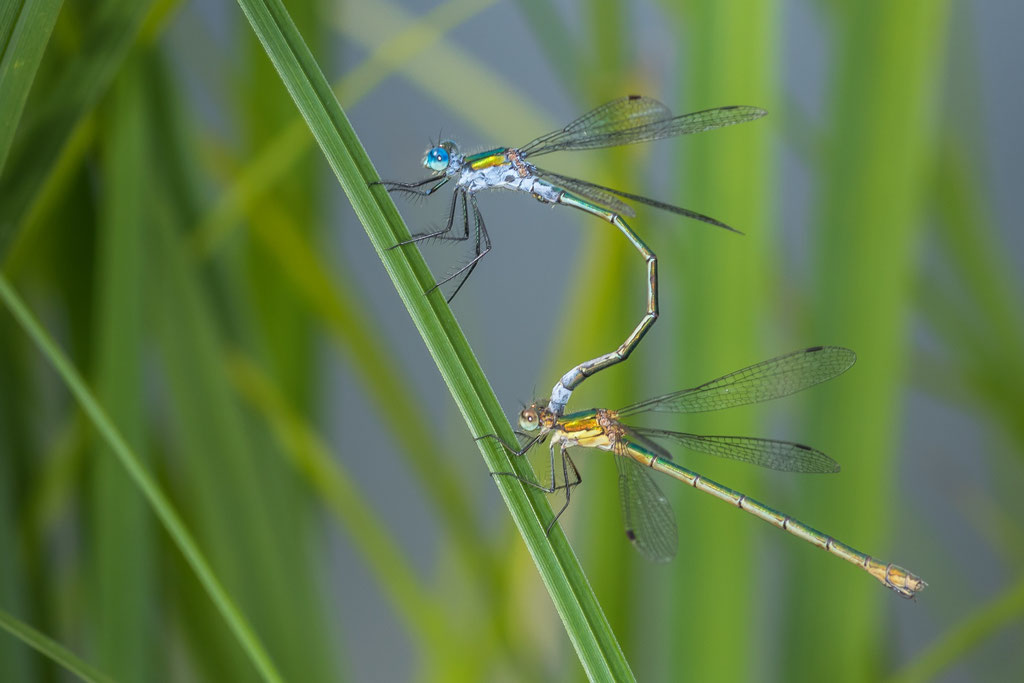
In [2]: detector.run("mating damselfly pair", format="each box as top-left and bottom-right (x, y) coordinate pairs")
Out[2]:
(379, 96), (925, 598)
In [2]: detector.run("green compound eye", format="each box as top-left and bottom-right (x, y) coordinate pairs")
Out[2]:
(518, 408), (540, 432)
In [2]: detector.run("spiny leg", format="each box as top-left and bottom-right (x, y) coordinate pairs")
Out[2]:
(419, 190), (468, 294)
(427, 194), (492, 303)
(544, 447), (582, 535)
(490, 439), (578, 487)
(388, 187), (464, 249)
(482, 429), (549, 488)
(499, 440), (581, 535)
(490, 437), (560, 493)
(476, 430), (541, 457)
(548, 193), (659, 415)
(486, 431), (583, 535)
(374, 175), (449, 195)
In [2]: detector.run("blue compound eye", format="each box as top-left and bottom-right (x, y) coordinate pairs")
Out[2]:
(424, 147), (450, 172)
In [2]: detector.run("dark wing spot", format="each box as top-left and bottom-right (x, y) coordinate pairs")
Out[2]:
(795, 444), (812, 451)
(625, 529), (637, 540)
(806, 345), (824, 352)
(504, 174), (515, 182)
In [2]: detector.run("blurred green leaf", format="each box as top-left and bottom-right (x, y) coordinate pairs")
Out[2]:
(0, 0), (155, 257)
(661, 2), (780, 680)
(787, 2), (951, 680)
(138, 41), (338, 680)
(242, 199), (499, 591)
(0, 0), (63, 174)
(88, 54), (153, 679)
(0, 272), (285, 683)
(0, 607), (114, 683)
(226, 353), (455, 653)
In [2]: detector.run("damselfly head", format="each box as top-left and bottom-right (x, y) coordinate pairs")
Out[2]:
(516, 401), (548, 432)
(518, 405), (541, 432)
(423, 140), (459, 173)
(518, 399), (552, 432)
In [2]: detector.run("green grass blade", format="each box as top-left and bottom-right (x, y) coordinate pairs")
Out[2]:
(0, 607), (114, 683)
(662, 2), (780, 679)
(0, 340), (34, 681)
(0, 0), (63, 174)
(785, 3), (952, 680)
(243, 202), (498, 588)
(225, 352), (450, 648)
(1, 113), (96, 277)
(237, 0), (317, 418)
(142, 44), (339, 679)
(233, 0), (633, 677)
(88, 55), (153, 679)
(0, 0), (155, 257)
(0, 273), (285, 683)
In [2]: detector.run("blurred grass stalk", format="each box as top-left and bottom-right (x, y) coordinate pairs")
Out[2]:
(0, 269), (286, 683)
(89, 53), (151, 681)
(0, 1), (64, 679)
(0, 0), (63, 173)
(0, 0), (157, 257)
(0, 607), (114, 683)
(659, 2), (779, 680)
(787, 2), (951, 682)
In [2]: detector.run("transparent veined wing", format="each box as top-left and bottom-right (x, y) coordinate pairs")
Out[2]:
(629, 427), (840, 473)
(531, 167), (636, 217)
(618, 346), (856, 417)
(520, 97), (766, 157)
(615, 453), (678, 562)
(519, 96), (673, 157)
(622, 425), (673, 461)
(532, 167), (740, 232)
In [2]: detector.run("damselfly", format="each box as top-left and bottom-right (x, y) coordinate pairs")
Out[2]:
(379, 96), (765, 414)
(486, 346), (926, 598)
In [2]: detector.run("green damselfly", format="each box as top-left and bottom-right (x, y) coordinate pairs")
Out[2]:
(487, 346), (926, 598)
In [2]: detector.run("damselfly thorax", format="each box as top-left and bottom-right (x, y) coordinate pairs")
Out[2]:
(453, 148), (563, 201)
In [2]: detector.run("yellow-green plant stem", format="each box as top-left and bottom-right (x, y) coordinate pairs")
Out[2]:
(0, 273), (284, 683)
(0, 0), (64, 173)
(0, 607), (114, 683)
(788, 3), (951, 680)
(665, 2), (779, 680)
(227, 352), (516, 679)
(226, 352), (456, 644)
(241, 187), (498, 595)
